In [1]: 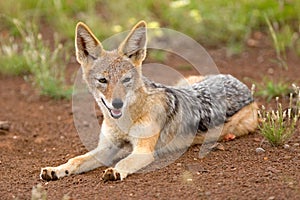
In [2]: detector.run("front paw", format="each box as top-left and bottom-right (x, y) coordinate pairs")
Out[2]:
(102, 168), (121, 182)
(40, 167), (61, 181)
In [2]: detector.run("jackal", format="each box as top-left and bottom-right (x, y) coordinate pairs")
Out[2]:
(40, 21), (258, 182)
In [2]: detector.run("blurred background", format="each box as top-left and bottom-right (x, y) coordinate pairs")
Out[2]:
(0, 0), (299, 98)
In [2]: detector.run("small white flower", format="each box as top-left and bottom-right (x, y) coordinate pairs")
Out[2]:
(292, 83), (297, 92)
(111, 25), (122, 33)
(258, 110), (262, 118)
(271, 110), (277, 120)
(170, 0), (190, 8)
(251, 84), (256, 95)
(58, 43), (63, 49)
(276, 110), (280, 119)
(288, 108), (291, 119)
(37, 33), (42, 40)
(189, 9), (202, 23)
(283, 110), (287, 120)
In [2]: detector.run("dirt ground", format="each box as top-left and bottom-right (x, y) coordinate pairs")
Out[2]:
(1, 35), (300, 200)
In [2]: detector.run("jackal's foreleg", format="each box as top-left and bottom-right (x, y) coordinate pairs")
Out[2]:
(40, 134), (120, 181)
(102, 133), (159, 181)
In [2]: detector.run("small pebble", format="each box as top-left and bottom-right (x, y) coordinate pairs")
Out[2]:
(205, 191), (211, 196)
(255, 147), (265, 154)
(283, 144), (290, 149)
(267, 166), (280, 173)
(288, 181), (294, 186)
(187, 178), (193, 182)
(283, 155), (292, 160)
(253, 138), (261, 142)
(293, 143), (299, 147)
(83, 121), (89, 127)
(209, 143), (225, 151)
(13, 136), (17, 139)
(268, 196), (275, 200)
(176, 163), (182, 167)
(267, 68), (274, 74)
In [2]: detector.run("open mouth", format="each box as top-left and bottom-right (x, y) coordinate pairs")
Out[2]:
(101, 98), (122, 119)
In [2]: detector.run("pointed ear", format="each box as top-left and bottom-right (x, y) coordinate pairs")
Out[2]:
(75, 22), (103, 64)
(118, 21), (147, 65)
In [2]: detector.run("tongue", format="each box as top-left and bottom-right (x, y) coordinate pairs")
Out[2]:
(111, 109), (122, 118)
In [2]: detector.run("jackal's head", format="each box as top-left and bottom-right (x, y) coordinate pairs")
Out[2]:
(75, 21), (147, 119)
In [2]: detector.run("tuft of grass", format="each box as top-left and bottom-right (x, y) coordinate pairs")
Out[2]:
(264, 15), (289, 70)
(10, 19), (72, 99)
(255, 78), (292, 102)
(0, 36), (29, 75)
(258, 84), (300, 146)
(1, 0), (299, 54)
(31, 184), (47, 200)
(31, 184), (71, 200)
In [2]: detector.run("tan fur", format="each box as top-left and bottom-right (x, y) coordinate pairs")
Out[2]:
(136, 133), (160, 153)
(192, 102), (258, 145)
(176, 75), (205, 86)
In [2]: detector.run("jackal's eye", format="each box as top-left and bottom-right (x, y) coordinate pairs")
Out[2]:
(122, 77), (131, 83)
(98, 78), (107, 84)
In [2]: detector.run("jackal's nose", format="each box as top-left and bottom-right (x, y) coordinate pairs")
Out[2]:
(112, 98), (123, 109)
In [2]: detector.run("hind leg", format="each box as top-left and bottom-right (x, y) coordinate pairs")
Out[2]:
(193, 102), (258, 145)
(221, 102), (258, 138)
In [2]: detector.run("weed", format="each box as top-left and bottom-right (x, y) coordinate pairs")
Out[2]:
(258, 84), (300, 146)
(1, 0), (299, 54)
(31, 184), (47, 200)
(265, 15), (289, 69)
(255, 78), (292, 102)
(0, 36), (29, 75)
(31, 184), (71, 200)
(12, 19), (71, 99)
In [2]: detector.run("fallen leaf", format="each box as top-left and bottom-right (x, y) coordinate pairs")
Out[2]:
(223, 133), (236, 141)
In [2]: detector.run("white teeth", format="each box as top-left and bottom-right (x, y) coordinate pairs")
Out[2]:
(111, 109), (122, 118)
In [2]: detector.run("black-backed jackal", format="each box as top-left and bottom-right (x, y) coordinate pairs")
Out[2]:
(40, 21), (258, 182)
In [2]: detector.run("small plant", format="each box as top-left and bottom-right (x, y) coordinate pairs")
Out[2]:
(31, 184), (47, 200)
(11, 19), (72, 99)
(255, 78), (291, 102)
(0, 36), (29, 75)
(31, 184), (71, 200)
(264, 15), (289, 70)
(258, 84), (300, 146)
